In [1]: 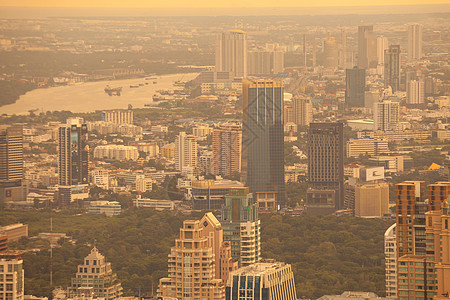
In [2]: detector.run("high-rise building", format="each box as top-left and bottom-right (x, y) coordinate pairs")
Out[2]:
(248, 50), (284, 75)
(0, 126), (24, 205)
(292, 96), (312, 126)
(339, 29), (347, 69)
(220, 187), (260, 267)
(158, 219), (225, 300)
(101, 108), (133, 124)
(175, 132), (198, 172)
(384, 45), (401, 92)
(68, 247), (123, 299)
(376, 36), (389, 66)
(212, 124), (242, 177)
(358, 25), (377, 69)
(225, 262), (297, 300)
(58, 118), (89, 186)
(345, 67), (366, 107)
(0, 252), (24, 300)
(242, 79), (285, 205)
(384, 223), (397, 298)
(323, 35), (338, 68)
(374, 100), (399, 131)
(307, 122), (344, 214)
(406, 80), (425, 104)
(355, 182), (389, 217)
(408, 24), (423, 60)
(215, 30), (248, 78)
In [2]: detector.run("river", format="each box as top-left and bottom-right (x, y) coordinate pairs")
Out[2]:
(0, 73), (199, 115)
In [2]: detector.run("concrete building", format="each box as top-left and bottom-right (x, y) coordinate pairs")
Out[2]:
(133, 197), (174, 210)
(220, 187), (260, 267)
(101, 109), (133, 124)
(225, 262), (297, 300)
(0, 224), (28, 242)
(376, 36), (389, 70)
(158, 219), (225, 300)
(406, 80), (425, 104)
(358, 25), (377, 69)
(384, 45), (401, 92)
(135, 174), (152, 193)
(193, 125), (213, 138)
(292, 96), (313, 126)
(346, 138), (389, 158)
(307, 122), (344, 214)
(216, 30), (247, 78)
(90, 169), (109, 190)
(384, 223), (397, 298)
(67, 247), (123, 299)
(161, 143), (175, 159)
(0, 252), (24, 300)
(175, 132), (198, 172)
(323, 35), (339, 68)
(355, 182), (389, 217)
(87, 201), (121, 217)
(248, 50), (284, 75)
(129, 143), (159, 157)
(345, 67), (366, 107)
(0, 235), (7, 253)
(357, 130), (430, 142)
(212, 124), (242, 177)
(374, 100), (399, 131)
(408, 24), (423, 60)
(191, 179), (244, 210)
(93, 145), (139, 161)
(317, 291), (387, 300)
(242, 79), (285, 206)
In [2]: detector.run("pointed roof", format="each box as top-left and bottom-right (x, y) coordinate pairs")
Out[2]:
(85, 247), (104, 261)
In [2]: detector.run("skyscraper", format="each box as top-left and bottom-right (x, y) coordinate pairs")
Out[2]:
(175, 132), (198, 172)
(220, 187), (260, 267)
(58, 118), (89, 186)
(0, 126), (24, 205)
(376, 36), (389, 74)
(408, 24), (423, 60)
(225, 262), (297, 300)
(345, 67), (366, 107)
(212, 124), (242, 177)
(323, 35), (338, 68)
(292, 96), (312, 126)
(68, 247), (123, 299)
(374, 100), (399, 131)
(215, 30), (247, 78)
(384, 223), (397, 298)
(384, 45), (401, 92)
(358, 25), (377, 69)
(307, 122), (344, 214)
(339, 29), (347, 69)
(248, 50), (284, 76)
(158, 219), (225, 300)
(242, 79), (285, 205)
(406, 79), (425, 104)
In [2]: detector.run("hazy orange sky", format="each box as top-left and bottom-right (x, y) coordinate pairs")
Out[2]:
(1, 0), (449, 7)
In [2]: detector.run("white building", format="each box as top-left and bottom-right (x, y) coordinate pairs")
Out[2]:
(376, 36), (389, 69)
(130, 143), (159, 157)
(374, 100), (399, 131)
(215, 30), (247, 78)
(151, 125), (168, 134)
(88, 201), (121, 217)
(93, 145), (139, 161)
(90, 169), (109, 189)
(0, 252), (24, 300)
(385, 223), (397, 298)
(346, 138), (389, 158)
(101, 109), (133, 124)
(193, 125), (213, 138)
(406, 80), (425, 104)
(292, 96), (312, 126)
(135, 174), (152, 193)
(133, 197), (175, 210)
(174, 132), (198, 172)
(408, 24), (423, 60)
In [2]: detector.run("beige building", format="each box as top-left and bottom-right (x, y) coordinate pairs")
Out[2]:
(292, 96), (312, 127)
(101, 109), (133, 124)
(215, 30), (247, 78)
(355, 182), (389, 217)
(175, 132), (198, 172)
(346, 138), (389, 158)
(158, 219), (225, 300)
(248, 50), (284, 75)
(129, 143), (159, 157)
(384, 223), (397, 298)
(161, 143), (175, 159)
(357, 130), (431, 142)
(93, 145), (139, 161)
(0, 224), (28, 242)
(0, 252), (24, 300)
(212, 124), (242, 177)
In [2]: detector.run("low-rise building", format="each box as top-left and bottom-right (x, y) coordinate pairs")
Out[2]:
(0, 224), (28, 242)
(94, 145), (139, 161)
(88, 201), (121, 217)
(133, 197), (175, 210)
(346, 138), (389, 158)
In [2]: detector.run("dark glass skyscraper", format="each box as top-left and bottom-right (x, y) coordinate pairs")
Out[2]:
(242, 79), (285, 206)
(345, 66), (366, 107)
(384, 45), (401, 92)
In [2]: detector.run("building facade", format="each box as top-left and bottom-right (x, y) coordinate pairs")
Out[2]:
(407, 80), (425, 104)
(93, 145), (139, 161)
(358, 25), (377, 69)
(346, 138), (389, 158)
(384, 45), (401, 92)
(101, 109), (133, 124)
(216, 30), (248, 78)
(374, 100), (399, 131)
(384, 223), (397, 298)
(175, 132), (198, 172)
(345, 67), (366, 107)
(212, 124), (242, 177)
(248, 50), (284, 75)
(0, 252), (24, 300)
(355, 182), (389, 217)
(292, 96), (313, 126)
(408, 24), (423, 60)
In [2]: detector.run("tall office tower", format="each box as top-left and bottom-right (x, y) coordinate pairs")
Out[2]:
(312, 38), (317, 68)
(384, 224), (397, 298)
(323, 35), (339, 68)
(212, 124), (242, 177)
(101, 108), (133, 124)
(345, 67), (366, 107)
(200, 213), (238, 283)
(0, 126), (24, 205)
(0, 252), (24, 300)
(158, 219), (225, 300)
(175, 132), (198, 172)
(58, 118), (89, 186)
(384, 45), (401, 92)
(303, 34), (307, 67)
(225, 262), (297, 300)
(374, 100), (399, 131)
(68, 247), (123, 299)
(292, 96), (312, 126)
(248, 50), (284, 75)
(358, 25), (377, 69)
(215, 30), (247, 78)
(339, 29), (347, 69)
(242, 79), (285, 205)
(406, 80), (425, 104)
(220, 187), (260, 267)
(307, 123), (344, 214)
(376, 36), (389, 66)
(408, 24), (423, 60)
